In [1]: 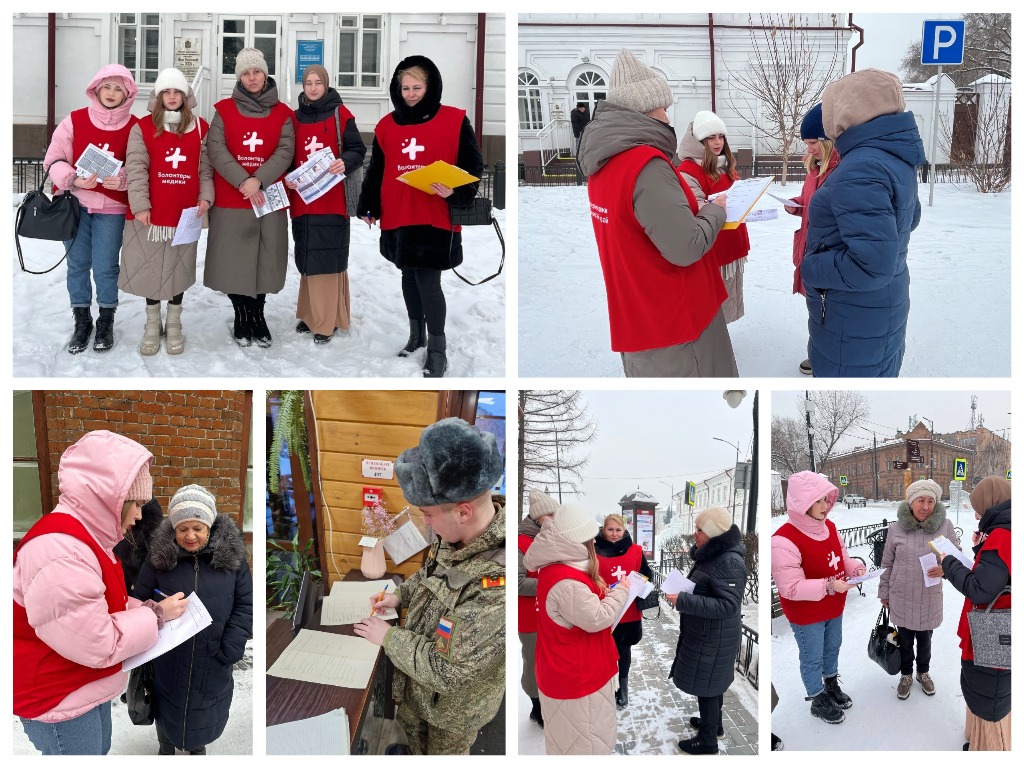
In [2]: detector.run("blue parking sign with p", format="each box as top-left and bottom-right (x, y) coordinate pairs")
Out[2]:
(921, 20), (966, 66)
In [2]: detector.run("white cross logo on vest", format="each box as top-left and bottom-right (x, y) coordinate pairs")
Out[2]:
(99, 143), (110, 153)
(304, 136), (324, 156)
(164, 147), (187, 169)
(242, 131), (264, 152)
(827, 550), (840, 570)
(402, 137), (425, 161)
(611, 564), (627, 582)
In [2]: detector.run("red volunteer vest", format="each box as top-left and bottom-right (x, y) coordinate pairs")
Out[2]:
(956, 528), (1012, 661)
(212, 99), (292, 209)
(773, 520), (848, 625)
(597, 543), (642, 625)
(534, 564), (618, 699)
(137, 117), (209, 226)
(518, 534), (539, 633)
(13, 513), (129, 718)
(588, 145), (727, 352)
(289, 107), (354, 218)
(677, 159), (750, 268)
(70, 108), (135, 205)
(375, 105), (464, 231)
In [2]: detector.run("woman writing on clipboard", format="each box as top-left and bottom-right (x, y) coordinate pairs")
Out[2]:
(357, 55), (484, 378)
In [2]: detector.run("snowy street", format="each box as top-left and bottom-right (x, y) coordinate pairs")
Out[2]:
(11, 203), (505, 377)
(519, 182), (1009, 377)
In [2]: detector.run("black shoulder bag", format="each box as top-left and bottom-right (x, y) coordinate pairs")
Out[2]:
(15, 163), (82, 274)
(447, 193), (505, 286)
(126, 661), (157, 725)
(335, 107), (364, 219)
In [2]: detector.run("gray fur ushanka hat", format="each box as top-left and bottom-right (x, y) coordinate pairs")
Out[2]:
(395, 417), (503, 506)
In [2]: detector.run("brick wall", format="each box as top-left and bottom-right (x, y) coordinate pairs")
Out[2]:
(42, 391), (250, 527)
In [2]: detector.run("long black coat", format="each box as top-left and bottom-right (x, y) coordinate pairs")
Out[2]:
(669, 525), (747, 698)
(941, 499), (1011, 721)
(135, 514), (253, 751)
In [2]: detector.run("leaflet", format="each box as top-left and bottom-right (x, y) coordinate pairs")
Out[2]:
(929, 535), (974, 569)
(661, 569), (696, 595)
(170, 205), (203, 245)
(846, 568), (885, 585)
(252, 181), (290, 217)
(74, 143), (122, 180)
(285, 147), (344, 205)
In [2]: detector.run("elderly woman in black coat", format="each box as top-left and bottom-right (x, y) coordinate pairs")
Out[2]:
(666, 507), (747, 755)
(135, 485), (253, 755)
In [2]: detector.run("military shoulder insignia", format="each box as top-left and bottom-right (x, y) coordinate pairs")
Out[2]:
(481, 576), (505, 589)
(435, 615), (460, 657)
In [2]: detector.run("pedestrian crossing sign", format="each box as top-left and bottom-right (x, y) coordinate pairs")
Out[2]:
(954, 458), (967, 481)
(839, 476), (848, 486)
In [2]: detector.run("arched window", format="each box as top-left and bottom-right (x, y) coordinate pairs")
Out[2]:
(573, 70), (607, 115)
(519, 71), (543, 130)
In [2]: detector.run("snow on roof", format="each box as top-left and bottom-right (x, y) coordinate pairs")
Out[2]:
(970, 73), (1011, 86)
(619, 489), (656, 504)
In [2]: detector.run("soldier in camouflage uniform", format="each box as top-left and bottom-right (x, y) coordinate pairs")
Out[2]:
(354, 418), (506, 754)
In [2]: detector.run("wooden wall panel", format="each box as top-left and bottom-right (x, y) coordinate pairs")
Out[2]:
(321, 480), (415, 518)
(312, 390), (438, 426)
(317, 422), (426, 459)
(318, 453), (403, 487)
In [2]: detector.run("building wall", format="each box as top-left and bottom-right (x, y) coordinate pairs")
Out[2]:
(310, 390), (441, 588)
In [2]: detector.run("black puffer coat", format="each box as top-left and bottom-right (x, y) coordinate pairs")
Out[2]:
(135, 514), (253, 751)
(669, 525), (747, 698)
(356, 54), (484, 271)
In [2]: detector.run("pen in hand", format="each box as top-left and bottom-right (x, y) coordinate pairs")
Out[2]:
(154, 588), (169, 599)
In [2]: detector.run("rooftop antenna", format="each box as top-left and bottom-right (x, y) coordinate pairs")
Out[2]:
(968, 395), (978, 431)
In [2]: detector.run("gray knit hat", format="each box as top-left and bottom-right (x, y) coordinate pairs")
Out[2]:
(606, 49), (673, 115)
(551, 503), (600, 544)
(528, 488), (559, 521)
(396, 418), (503, 506)
(235, 47), (269, 78)
(906, 479), (942, 506)
(168, 484), (217, 528)
(695, 506), (731, 538)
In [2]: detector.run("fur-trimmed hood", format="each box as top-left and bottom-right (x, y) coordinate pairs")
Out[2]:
(146, 513), (246, 572)
(896, 499), (949, 534)
(691, 524), (745, 562)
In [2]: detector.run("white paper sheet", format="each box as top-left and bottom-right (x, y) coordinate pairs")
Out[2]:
(661, 569), (696, 595)
(266, 629), (378, 689)
(170, 205), (203, 245)
(321, 580), (397, 625)
(75, 143), (122, 179)
(846, 568), (885, 585)
(707, 176), (774, 223)
(920, 553), (942, 587)
(266, 708), (350, 755)
(766, 191), (803, 207)
(383, 519), (429, 565)
(123, 592), (212, 670)
(284, 147), (344, 205)
(252, 181), (290, 217)
(611, 571), (650, 630)
(929, 535), (974, 568)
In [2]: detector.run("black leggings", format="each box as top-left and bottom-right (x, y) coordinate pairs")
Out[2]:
(147, 292), (183, 306)
(401, 268), (445, 336)
(613, 620), (642, 679)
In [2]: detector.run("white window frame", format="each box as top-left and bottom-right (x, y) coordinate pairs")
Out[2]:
(116, 13), (161, 85)
(337, 14), (384, 91)
(519, 70), (543, 130)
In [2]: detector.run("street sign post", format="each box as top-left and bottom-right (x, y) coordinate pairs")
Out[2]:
(839, 475), (848, 486)
(954, 457), (968, 482)
(921, 20), (967, 207)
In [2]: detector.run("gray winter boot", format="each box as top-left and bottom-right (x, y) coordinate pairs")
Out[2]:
(140, 303), (162, 356)
(165, 303), (184, 355)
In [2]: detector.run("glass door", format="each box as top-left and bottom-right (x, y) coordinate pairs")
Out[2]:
(219, 16), (281, 99)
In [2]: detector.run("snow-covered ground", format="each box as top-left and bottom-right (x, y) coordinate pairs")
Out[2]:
(519, 182), (1009, 377)
(13, 639), (253, 755)
(771, 503), (981, 750)
(11, 203), (505, 377)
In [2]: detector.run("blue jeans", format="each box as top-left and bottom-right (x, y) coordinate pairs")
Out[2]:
(65, 210), (124, 308)
(20, 700), (112, 755)
(791, 615), (844, 697)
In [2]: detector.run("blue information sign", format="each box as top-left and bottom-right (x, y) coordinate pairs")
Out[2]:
(296, 40), (325, 84)
(921, 20), (966, 66)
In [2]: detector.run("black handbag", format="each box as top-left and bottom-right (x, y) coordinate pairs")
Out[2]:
(867, 606), (901, 675)
(15, 164), (81, 274)
(447, 196), (505, 286)
(126, 661), (157, 725)
(636, 587), (661, 619)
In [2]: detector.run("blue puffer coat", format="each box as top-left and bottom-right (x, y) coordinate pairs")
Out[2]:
(135, 514), (253, 752)
(801, 111), (925, 377)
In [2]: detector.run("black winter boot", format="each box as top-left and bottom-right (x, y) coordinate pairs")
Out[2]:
(615, 676), (628, 709)
(824, 675), (852, 709)
(689, 716), (724, 738)
(398, 318), (426, 357)
(68, 307), (93, 354)
(231, 296), (252, 347)
(422, 334), (447, 378)
(93, 307), (116, 351)
(529, 697), (544, 727)
(251, 295), (272, 348)
(808, 690), (845, 724)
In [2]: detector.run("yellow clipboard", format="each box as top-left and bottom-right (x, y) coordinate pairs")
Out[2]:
(715, 176), (775, 230)
(397, 161), (479, 195)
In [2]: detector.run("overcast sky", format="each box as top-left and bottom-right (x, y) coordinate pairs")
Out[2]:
(852, 13), (965, 77)
(553, 390), (755, 515)
(772, 390), (1012, 454)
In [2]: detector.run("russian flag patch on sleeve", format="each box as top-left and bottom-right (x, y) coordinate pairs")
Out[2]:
(435, 615), (459, 656)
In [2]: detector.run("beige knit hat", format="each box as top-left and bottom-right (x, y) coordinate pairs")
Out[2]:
(694, 506), (731, 538)
(822, 68), (905, 140)
(551, 503), (600, 544)
(235, 47), (269, 78)
(126, 461), (154, 503)
(528, 488), (559, 521)
(692, 110), (727, 141)
(906, 479), (942, 506)
(606, 49), (673, 115)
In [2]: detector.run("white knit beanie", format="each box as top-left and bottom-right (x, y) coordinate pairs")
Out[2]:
(528, 488), (559, 521)
(551, 503), (600, 544)
(906, 479), (942, 505)
(692, 110), (727, 141)
(148, 67), (196, 112)
(606, 49), (673, 115)
(694, 506), (731, 538)
(235, 47), (269, 78)
(168, 484), (217, 529)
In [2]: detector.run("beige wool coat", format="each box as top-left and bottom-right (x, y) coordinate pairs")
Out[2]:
(120, 119), (214, 300)
(204, 79), (294, 297)
(877, 500), (960, 631)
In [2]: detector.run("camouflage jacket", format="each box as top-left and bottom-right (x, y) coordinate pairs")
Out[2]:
(383, 507), (506, 732)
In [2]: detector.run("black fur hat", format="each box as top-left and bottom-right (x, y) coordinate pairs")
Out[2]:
(396, 417), (503, 506)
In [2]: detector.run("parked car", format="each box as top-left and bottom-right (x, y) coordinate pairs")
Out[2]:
(844, 494), (867, 508)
